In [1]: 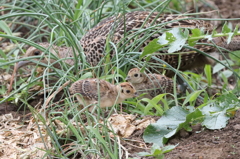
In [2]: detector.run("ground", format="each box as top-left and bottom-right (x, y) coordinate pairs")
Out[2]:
(1, 0), (240, 158)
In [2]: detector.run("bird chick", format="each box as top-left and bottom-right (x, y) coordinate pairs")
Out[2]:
(126, 68), (183, 99)
(69, 79), (138, 110)
(17, 43), (75, 70)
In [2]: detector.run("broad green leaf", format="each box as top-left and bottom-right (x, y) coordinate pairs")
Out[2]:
(202, 111), (229, 129)
(143, 106), (189, 146)
(201, 92), (240, 129)
(188, 28), (201, 46)
(167, 28), (189, 53)
(141, 38), (162, 59)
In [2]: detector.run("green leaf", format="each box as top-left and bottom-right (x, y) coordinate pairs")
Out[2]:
(219, 70), (233, 79)
(138, 152), (151, 156)
(212, 60), (234, 74)
(202, 111), (229, 129)
(182, 90), (204, 106)
(188, 28), (202, 46)
(0, 21), (13, 36)
(204, 65), (212, 86)
(167, 28), (189, 53)
(229, 51), (240, 64)
(222, 22), (232, 33)
(201, 92), (239, 129)
(143, 106), (189, 146)
(222, 22), (234, 44)
(161, 145), (178, 153)
(141, 39), (162, 59)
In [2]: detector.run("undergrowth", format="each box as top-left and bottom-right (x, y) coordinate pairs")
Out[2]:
(0, 0), (239, 158)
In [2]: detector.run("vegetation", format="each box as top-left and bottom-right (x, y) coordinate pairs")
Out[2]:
(0, 0), (239, 158)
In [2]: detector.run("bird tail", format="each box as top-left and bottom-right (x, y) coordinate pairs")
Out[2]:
(213, 35), (240, 51)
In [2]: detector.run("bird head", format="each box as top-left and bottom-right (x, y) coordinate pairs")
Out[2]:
(125, 68), (146, 84)
(117, 82), (138, 99)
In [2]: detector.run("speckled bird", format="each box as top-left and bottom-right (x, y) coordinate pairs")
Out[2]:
(17, 11), (240, 76)
(126, 67), (183, 99)
(69, 79), (138, 110)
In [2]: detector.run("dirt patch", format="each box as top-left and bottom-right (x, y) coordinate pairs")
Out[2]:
(164, 110), (240, 159)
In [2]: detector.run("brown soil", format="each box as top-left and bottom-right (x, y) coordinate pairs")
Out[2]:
(164, 111), (240, 159)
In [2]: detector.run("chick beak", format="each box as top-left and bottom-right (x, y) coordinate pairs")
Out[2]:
(134, 92), (138, 97)
(16, 61), (31, 70)
(125, 76), (130, 81)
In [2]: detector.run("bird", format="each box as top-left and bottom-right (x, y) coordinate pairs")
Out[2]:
(126, 68), (184, 99)
(69, 78), (138, 110)
(16, 11), (240, 76)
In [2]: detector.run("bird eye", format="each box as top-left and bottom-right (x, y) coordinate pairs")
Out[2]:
(134, 74), (138, 77)
(126, 90), (130, 93)
(34, 51), (40, 55)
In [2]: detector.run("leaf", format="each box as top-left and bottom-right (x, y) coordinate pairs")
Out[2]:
(202, 111), (229, 129)
(201, 92), (239, 129)
(141, 38), (162, 59)
(143, 106), (193, 146)
(222, 22), (232, 33)
(229, 51), (240, 64)
(182, 90), (204, 106)
(167, 28), (189, 53)
(219, 70), (233, 79)
(222, 22), (233, 44)
(188, 28), (202, 46)
(161, 145), (178, 154)
(204, 65), (212, 86)
(212, 60), (234, 74)
(0, 21), (13, 36)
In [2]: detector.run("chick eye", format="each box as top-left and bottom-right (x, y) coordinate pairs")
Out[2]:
(34, 51), (40, 55)
(126, 90), (130, 93)
(134, 74), (138, 77)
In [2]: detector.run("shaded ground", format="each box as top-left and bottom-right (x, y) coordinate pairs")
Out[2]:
(1, 0), (240, 158)
(164, 111), (240, 159)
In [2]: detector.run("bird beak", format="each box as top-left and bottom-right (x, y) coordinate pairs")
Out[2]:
(16, 61), (31, 70)
(125, 76), (130, 81)
(134, 92), (138, 97)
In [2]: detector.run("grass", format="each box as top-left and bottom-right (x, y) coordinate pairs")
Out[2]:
(0, 0), (240, 158)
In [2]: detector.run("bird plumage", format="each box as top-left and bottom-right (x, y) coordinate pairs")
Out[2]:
(17, 11), (240, 76)
(126, 68), (183, 99)
(69, 79), (138, 109)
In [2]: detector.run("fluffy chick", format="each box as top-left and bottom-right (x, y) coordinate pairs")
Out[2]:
(69, 78), (138, 110)
(126, 68), (183, 99)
